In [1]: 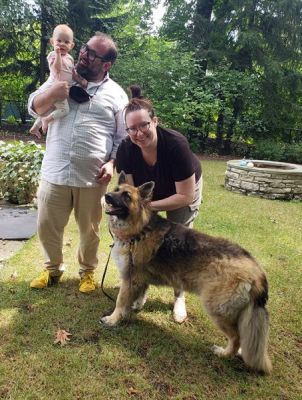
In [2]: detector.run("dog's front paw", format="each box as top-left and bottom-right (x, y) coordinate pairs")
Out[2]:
(212, 345), (228, 357)
(131, 294), (147, 311)
(173, 297), (187, 324)
(100, 314), (119, 327)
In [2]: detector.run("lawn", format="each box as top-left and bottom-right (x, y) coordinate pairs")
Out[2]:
(0, 160), (301, 400)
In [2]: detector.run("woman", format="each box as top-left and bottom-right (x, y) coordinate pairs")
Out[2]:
(116, 86), (202, 323)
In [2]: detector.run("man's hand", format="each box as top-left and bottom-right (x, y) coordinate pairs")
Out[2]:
(97, 160), (115, 184)
(48, 81), (69, 103)
(72, 68), (88, 89)
(30, 127), (43, 139)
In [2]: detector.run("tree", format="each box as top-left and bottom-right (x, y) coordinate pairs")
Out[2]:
(160, 0), (302, 148)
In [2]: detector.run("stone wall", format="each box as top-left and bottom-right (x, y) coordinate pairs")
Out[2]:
(225, 160), (302, 200)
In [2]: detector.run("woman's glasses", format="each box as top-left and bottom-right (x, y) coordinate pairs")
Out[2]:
(126, 121), (151, 136)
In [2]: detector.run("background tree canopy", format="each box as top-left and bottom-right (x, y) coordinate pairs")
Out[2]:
(1, 0), (302, 160)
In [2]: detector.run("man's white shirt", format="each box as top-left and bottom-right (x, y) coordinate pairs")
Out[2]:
(28, 74), (128, 187)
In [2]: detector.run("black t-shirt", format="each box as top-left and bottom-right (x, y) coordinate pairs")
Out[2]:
(116, 126), (202, 200)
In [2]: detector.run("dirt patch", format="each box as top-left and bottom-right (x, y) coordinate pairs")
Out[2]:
(0, 240), (25, 263)
(0, 125), (45, 143)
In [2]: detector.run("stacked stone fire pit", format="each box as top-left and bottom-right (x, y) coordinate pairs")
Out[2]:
(225, 160), (302, 200)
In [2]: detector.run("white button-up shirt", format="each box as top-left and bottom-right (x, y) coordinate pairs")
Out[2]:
(28, 74), (128, 187)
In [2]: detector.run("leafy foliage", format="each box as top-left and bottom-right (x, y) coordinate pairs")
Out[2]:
(251, 140), (302, 164)
(1, 0), (302, 153)
(0, 141), (44, 204)
(159, 0), (302, 148)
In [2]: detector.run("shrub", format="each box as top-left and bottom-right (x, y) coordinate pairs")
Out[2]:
(282, 143), (302, 164)
(251, 140), (302, 163)
(251, 140), (285, 161)
(0, 141), (44, 204)
(5, 115), (18, 125)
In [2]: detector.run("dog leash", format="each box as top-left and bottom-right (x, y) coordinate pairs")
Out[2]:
(100, 231), (135, 303)
(100, 228), (116, 303)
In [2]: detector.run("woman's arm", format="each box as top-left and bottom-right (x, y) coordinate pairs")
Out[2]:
(151, 174), (195, 211)
(120, 172), (195, 211)
(125, 174), (135, 185)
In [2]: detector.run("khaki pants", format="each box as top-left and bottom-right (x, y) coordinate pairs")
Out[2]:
(37, 180), (107, 276)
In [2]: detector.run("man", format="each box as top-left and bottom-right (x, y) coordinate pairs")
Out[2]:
(28, 32), (128, 293)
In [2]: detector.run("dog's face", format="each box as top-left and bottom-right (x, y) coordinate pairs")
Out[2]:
(105, 172), (154, 221)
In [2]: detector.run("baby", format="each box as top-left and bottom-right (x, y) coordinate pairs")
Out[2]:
(30, 24), (87, 136)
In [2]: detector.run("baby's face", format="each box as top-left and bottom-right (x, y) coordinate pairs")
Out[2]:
(52, 31), (74, 55)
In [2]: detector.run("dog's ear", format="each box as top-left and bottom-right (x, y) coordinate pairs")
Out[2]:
(118, 171), (127, 185)
(138, 181), (155, 201)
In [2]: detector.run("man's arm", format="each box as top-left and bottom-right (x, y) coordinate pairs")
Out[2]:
(110, 98), (128, 159)
(97, 159), (115, 184)
(28, 80), (69, 118)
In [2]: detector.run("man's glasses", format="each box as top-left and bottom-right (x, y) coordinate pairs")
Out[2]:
(80, 44), (107, 62)
(126, 121), (151, 136)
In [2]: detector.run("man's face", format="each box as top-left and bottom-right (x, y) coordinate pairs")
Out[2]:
(76, 37), (111, 81)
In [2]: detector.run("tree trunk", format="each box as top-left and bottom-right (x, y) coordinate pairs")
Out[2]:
(193, 0), (215, 73)
(224, 98), (241, 154)
(216, 110), (224, 154)
(39, 3), (48, 84)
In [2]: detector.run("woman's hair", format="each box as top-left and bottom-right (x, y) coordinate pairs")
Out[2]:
(124, 85), (155, 118)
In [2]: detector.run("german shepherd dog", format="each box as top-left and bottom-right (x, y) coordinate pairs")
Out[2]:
(101, 172), (272, 374)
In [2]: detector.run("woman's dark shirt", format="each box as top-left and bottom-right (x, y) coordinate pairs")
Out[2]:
(116, 126), (202, 201)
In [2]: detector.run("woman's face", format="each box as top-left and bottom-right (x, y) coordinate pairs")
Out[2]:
(125, 109), (158, 150)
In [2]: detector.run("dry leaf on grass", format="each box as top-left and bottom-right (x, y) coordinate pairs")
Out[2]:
(54, 329), (72, 346)
(10, 271), (18, 280)
(126, 387), (140, 396)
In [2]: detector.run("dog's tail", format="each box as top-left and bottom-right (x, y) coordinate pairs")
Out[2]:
(238, 301), (272, 374)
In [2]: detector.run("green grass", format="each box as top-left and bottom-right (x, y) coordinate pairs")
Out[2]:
(0, 160), (301, 399)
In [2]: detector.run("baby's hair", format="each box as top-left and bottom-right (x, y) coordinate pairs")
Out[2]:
(124, 85), (155, 118)
(53, 24), (74, 40)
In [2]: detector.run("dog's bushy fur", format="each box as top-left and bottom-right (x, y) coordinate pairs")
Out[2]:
(101, 172), (272, 374)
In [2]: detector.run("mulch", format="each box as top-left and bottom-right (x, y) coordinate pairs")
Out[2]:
(0, 125), (45, 144)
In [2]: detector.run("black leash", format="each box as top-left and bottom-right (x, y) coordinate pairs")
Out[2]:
(100, 229), (135, 303)
(100, 229), (116, 302)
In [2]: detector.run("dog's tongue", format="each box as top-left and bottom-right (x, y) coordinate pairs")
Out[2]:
(105, 205), (122, 215)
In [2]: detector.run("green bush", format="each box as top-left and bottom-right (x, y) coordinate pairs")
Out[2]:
(251, 140), (302, 163)
(0, 141), (44, 204)
(282, 143), (302, 164)
(251, 140), (285, 161)
(5, 115), (18, 125)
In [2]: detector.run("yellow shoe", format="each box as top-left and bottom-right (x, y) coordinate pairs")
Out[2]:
(30, 270), (61, 289)
(79, 272), (96, 293)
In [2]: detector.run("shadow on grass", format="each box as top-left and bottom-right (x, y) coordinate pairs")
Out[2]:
(0, 278), (263, 388)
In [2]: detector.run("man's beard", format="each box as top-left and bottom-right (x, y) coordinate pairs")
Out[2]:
(75, 63), (91, 80)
